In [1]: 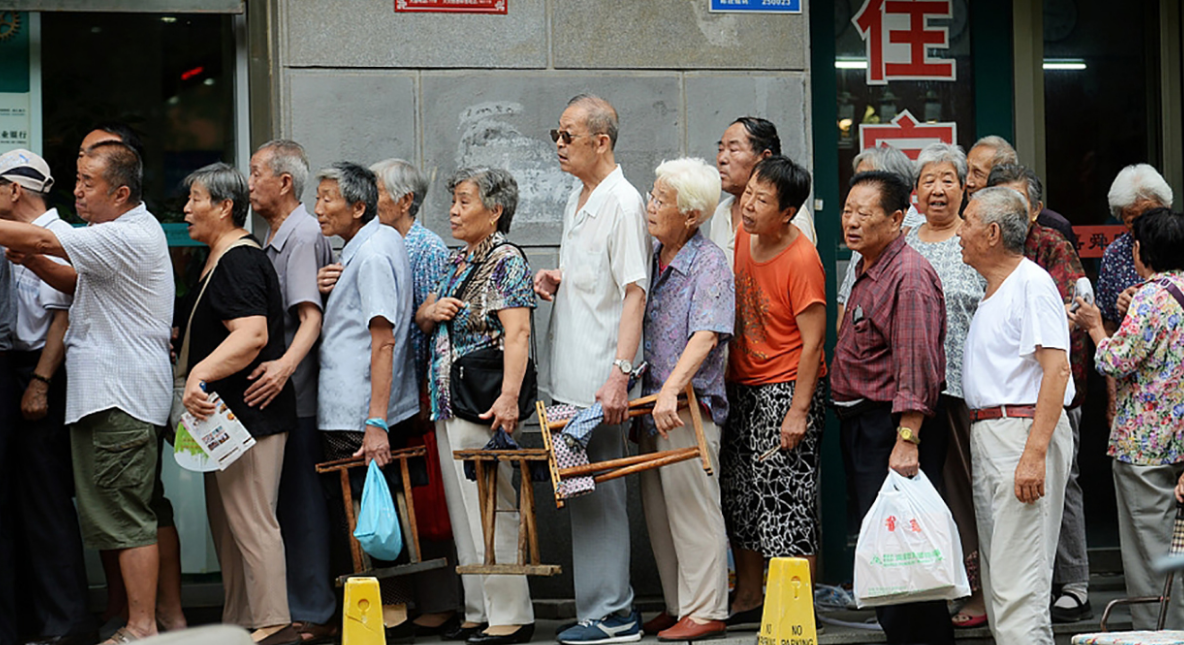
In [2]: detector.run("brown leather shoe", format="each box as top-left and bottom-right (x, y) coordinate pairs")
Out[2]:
(657, 617), (726, 642)
(642, 612), (678, 635)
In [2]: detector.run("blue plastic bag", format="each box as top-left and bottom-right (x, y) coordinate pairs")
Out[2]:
(353, 460), (403, 561)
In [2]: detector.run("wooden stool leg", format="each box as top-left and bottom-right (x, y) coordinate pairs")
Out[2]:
(519, 459), (541, 565)
(685, 385), (713, 475)
(399, 457), (423, 563)
(340, 469), (364, 573)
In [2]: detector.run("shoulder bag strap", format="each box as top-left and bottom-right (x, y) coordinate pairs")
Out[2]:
(444, 241), (536, 362)
(176, 236), (261, 377)
(1158, 277), (1184, 311)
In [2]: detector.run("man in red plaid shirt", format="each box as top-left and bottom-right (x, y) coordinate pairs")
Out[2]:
(832, 170), (952, 645)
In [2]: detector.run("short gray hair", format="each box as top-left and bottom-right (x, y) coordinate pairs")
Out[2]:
(852, 144), (915, 185)
(316, 162), (379, 224)
(915, 142), (968, 186)
(184, 162), (249, 227)
(370, 158), (430, 219)
(972, 135), (1018, 167)
(257, 139), (310, 198)
(1107, 163), (1174, 219)
(447, 167), (519, 234)
(567, 94), (619, 150)
(971, 186), (1029, 254)
(985, 163), (1042, 214)
(654, 157), (721, 227)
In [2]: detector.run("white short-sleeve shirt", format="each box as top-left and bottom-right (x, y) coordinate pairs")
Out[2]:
(707, 194), (817, 269)
(547, 165), (651, 407)
(56, 204), (174, 426)
(12, 208), (73, 351)
(963, 258), (1075, 409)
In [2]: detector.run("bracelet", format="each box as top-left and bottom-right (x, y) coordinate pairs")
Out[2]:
(364, 417), (389, 432)
(31, 373), (52, 385)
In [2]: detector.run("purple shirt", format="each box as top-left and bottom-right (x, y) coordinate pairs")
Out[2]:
(1098, 232), (1141, 324)
(642, 231), (735, 427)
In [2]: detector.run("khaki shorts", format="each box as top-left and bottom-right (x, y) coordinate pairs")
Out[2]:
(71, 408), (171, 550)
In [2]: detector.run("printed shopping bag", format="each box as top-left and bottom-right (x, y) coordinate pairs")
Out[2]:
(353, 460), (404, 561)
(853, 470), (970, 607)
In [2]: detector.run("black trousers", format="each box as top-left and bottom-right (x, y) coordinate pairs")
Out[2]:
(840, 401), (954, 645)
(10, 352), (90, 641)
(277, 415), (337, 624)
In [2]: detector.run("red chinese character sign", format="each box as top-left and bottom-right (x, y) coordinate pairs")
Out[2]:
(858, 110), (957, 160)
(852, 0), (955, 84)
(395, 0), (507, 14)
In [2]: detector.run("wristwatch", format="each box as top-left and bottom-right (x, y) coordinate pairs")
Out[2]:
(897, 426), (921, 445)
(612, 358), (633, 376)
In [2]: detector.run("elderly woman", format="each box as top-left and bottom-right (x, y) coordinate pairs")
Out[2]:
(1070, 208), (1184, 630)
(720, 156), (826, 630)
(903, 142), (988, 627)
(634, 158), (733, 641)
(315, 162), (420, 636)
(416, 168), (535, 645)
(836, 144), (925, 331)
(176, 162), (299, 645)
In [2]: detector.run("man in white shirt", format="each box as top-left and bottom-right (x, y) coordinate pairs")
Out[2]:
(0, 149), (91, 644)
(959, 186), (1074, 645)
(709, 117), (814, 266)
(0, 141), (174, 643)
(534, 94), (649, 644)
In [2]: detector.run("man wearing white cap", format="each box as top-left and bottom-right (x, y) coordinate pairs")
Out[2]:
(0, 148), (91, 645)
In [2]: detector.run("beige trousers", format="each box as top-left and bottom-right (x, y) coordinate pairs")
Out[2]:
(435, 418), (534, 627)
(1112, 460), (1184, 630)
(205, 432), (290, 628)
(639, 409), (728, 621)
(971, 413), (1071, 645)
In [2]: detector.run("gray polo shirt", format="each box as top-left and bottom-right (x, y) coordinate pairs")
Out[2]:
(0, 258), (17, 352)
(261, 204), (334, 419)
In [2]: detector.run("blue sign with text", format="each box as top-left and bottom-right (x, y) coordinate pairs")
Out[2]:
(709, 0), (801, 13)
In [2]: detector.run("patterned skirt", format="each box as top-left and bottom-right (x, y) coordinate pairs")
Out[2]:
(720, 378), (827, 557)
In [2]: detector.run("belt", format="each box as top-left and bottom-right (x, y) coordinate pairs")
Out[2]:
(969, 405), (1037, 422)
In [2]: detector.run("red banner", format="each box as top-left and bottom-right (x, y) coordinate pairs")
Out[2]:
(1072, 225), (1127, 259)
(395, 0), (507, 14)
(858, 110), (957, 160)
(852, 0), (956, 84)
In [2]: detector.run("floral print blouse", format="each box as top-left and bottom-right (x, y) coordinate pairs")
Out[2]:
(427, 232), (535, 421)
(904, 226), (986, 399)
(1096, 271), (1184, 465)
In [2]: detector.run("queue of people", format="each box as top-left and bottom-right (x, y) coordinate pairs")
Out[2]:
(0, 96), (1181, 645)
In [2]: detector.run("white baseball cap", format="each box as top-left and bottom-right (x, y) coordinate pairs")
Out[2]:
(0, 148), (54, 193)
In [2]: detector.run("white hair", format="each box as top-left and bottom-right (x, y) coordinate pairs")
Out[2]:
(915, 142), (968, 187)
(972, 135), (1018, 166)
(1107, 163), (1173, 219)
(654, 157), (721, 227)
(971, 186), (1029, 255)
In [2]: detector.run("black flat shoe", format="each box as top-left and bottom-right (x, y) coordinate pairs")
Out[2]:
(467, 624), (535, 645)
(724, 605), (763, 630)
(385, 620), (417, 644)
(415, 615), (460, 637)
(443, 622), (487, 641)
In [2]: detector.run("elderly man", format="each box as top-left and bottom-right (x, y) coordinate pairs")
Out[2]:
(534, 94), (648, 644)
(835, 144), (924, 330)
(0, 150), (90, 645)
(710, 117), (814, 265)
(959, 186), (1074, 645)
(0, 141), (173, 644)
(966, 135), (1076, 246)
(245, 139), (337, 639)
(831, 171), (952, 645)
(986, 163), (1093, 621)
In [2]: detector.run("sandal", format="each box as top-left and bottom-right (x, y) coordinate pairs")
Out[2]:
(101, 627), (143, 645)
(256, 624), (303, 645)
(951, 611), (987, 629)
(293, 621), (339, 644)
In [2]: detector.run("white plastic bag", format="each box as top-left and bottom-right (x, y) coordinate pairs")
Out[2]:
(853, 470), (970, 607)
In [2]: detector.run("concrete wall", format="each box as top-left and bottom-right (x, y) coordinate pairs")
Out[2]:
(273, 0), (812, 603)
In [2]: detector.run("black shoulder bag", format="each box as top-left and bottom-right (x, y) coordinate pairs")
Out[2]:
(447, 241), (538, 424)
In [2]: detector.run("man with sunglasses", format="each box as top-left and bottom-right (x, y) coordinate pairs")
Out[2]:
(535, 94), (650, 645)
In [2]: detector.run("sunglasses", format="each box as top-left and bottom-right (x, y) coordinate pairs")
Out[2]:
(550, 129), (595, 144)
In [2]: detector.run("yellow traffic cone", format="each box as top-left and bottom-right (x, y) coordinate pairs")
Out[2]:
(343, 577), (386, 645)
(758, 557), (817, 645)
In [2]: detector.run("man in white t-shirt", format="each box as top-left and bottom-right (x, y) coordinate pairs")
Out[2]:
(0, 141), (174, 643)
(709, 117), (814, 267)
(535, 94), (649, 644)
(959, 186), (1074, 645)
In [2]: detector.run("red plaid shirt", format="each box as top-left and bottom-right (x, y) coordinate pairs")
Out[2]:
(832, 235), (947, 416)
(1024, 223), (1088, 408)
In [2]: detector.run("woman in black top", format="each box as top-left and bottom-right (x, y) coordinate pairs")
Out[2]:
(177, 162), (300, 645)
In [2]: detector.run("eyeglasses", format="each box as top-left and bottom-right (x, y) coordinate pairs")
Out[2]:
(550, 129), (592, 144)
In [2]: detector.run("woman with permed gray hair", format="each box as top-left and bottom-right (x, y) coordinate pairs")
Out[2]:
(416, 167), (536, 645)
